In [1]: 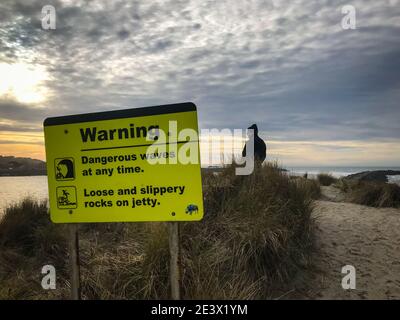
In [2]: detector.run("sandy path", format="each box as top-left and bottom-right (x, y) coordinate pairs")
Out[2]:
(301, 186), (400, 299)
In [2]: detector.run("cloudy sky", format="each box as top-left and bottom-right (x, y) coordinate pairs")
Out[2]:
(0, 0), (399, 166)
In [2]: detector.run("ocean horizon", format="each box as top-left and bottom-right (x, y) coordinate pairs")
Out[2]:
(285, 166), (400, 178)
(204, 165), (400, 177)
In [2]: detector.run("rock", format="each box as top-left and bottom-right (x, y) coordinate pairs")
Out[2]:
(345, 170), (400, 183)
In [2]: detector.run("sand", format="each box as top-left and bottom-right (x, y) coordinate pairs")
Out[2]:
(299, 186), (400, 299)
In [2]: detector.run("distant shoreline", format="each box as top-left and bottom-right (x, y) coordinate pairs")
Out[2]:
(0, 155), (46, 177)
(203, 166), (400, 184)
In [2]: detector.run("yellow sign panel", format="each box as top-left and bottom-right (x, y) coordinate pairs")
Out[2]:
(44, 102), (203, 223)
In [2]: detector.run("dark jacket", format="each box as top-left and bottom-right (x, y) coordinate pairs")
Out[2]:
(242, 124), (267, 162)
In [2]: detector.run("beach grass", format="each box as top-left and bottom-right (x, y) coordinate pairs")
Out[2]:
(0, 163), (318, 299)
(317, 173), (337, 186)
(334, 179), (400, 208)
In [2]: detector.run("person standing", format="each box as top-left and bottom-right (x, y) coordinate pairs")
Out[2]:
(242, 124), (267, 164)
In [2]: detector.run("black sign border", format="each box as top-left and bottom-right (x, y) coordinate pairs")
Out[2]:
(43, 102), (197, 126)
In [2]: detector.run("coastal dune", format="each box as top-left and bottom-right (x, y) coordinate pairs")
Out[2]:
(305, 186), (400, 299)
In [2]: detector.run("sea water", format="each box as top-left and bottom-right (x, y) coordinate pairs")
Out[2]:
(0, 176), (48, 216)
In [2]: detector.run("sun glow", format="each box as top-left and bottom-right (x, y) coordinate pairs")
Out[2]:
(0, 62), (50, 104)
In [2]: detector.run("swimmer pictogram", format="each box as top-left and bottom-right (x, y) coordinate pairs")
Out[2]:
(56, 186), (77, 209)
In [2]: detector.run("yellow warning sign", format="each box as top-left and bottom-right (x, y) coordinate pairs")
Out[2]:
(44, 102), (204, 223)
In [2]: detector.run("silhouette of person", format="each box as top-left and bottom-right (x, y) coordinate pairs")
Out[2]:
(242, 124), (267, 164)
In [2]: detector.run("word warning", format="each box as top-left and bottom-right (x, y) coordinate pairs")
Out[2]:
(43, 102), (204, 223)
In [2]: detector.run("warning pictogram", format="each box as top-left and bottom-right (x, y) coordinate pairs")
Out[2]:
(56, 186), (77, 209)
(55, 158), (75, 181)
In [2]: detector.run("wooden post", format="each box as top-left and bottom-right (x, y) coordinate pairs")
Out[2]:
(69, 224), (81, 300)
(168, 222), (181, 300)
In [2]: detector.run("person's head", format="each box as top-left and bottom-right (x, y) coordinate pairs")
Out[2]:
(247, 123), (258, 137)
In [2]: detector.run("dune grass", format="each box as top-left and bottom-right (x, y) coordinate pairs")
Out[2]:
(0, 163), (318, 299)
(334, 179), (400, 208)
(317, 173), (337, 186)
(292, 176), (321, 200)
(0, 198), (68, 299)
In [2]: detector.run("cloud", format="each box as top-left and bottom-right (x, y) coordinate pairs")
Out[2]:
(0, 139), (43, 145)
(0, 99), (52, 122)
(0, 123), (42, 132)
(0, 0), (399, 164)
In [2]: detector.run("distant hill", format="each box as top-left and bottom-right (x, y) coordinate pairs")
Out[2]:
(0, 156), (46, 176)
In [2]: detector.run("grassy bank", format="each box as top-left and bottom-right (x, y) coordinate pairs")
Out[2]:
(317, 173), (337, 186)
(335, 179), (400, 208)
(0, 163), (318, 299)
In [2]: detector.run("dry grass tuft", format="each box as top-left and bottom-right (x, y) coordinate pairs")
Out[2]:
(317, 173), (337, 186)
(334, 178), (400, 208)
